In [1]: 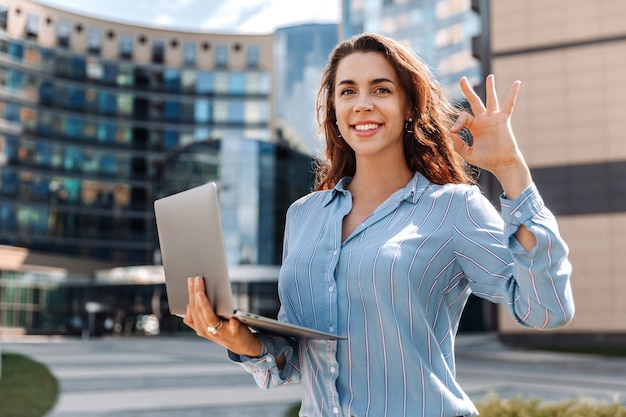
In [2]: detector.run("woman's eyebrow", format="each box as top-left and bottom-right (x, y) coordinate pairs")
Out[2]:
(337, 77), (395, 86)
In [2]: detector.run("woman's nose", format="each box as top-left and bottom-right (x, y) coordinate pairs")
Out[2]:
(353, 95), (373, 112)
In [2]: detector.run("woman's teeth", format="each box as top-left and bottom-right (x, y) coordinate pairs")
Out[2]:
(354, 124), (379, 131)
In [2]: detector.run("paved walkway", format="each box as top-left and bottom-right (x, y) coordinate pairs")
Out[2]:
(2, 333), (626, 416)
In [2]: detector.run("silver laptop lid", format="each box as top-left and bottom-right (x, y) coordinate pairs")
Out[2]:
(154, 182), (235, 318)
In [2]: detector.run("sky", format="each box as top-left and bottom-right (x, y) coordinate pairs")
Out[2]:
(36, 0), (341, 34)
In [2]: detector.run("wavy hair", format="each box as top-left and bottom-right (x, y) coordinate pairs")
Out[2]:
(314, 33), (473, 191)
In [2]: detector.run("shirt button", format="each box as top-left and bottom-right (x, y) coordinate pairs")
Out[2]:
(333, 407), (339, 414)
(331, 366), (336, 373)
(329, 326), (334, 332)
(514, 211), (522, 218)
(266, 357), (273, 363)
(329, 286), (334, 293)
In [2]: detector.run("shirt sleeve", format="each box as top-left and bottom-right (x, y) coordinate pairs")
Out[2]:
(227, 324), (301, 389)
(453, 183), (575, 330)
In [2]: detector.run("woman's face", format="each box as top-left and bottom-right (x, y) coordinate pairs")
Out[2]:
(334, 51), (410, 162)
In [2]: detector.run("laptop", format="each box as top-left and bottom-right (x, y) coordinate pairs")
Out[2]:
(154, 182), (344, 340)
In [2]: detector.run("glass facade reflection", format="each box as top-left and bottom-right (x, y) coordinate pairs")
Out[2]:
(273, 24), (338, 156)
(342, 0), (482, 99)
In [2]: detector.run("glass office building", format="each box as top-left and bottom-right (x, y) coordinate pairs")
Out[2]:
(342, 0), (482, 98)
(0, 0), (316, 333)
(0, 0), (274, 265)
(273, 24), (338, 156)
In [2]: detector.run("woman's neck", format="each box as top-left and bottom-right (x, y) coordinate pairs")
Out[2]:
(347, 159), (414, 198)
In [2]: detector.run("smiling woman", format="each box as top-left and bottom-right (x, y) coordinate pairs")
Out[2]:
(183, 32), (574, 417)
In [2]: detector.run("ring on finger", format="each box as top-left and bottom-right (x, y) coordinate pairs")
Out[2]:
(207, 320), (223, 335)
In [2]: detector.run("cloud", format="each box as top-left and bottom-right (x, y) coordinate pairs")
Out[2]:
(237, 0), (339, 33)
(138, 0), (200, 14)
(153, 14), (175, 27)
(199, 0), (267, 32)
(37, 0), (340, 34)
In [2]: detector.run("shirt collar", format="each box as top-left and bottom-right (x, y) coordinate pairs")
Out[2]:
(322, 172), (430, 207)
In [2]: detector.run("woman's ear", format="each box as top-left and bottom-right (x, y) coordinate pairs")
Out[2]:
(405, 110), (414, 123)
(404, 103), (414, 121)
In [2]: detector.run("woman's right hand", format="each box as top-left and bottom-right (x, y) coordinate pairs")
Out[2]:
(183, 276), (263, 357)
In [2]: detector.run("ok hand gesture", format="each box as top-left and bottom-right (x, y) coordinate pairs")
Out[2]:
(451, 74), (532, 201)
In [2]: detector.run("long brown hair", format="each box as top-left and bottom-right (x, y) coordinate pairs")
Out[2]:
(314, 33), (473, 191)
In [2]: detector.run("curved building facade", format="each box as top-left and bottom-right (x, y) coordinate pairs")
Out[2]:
(0, 0), (274, 265)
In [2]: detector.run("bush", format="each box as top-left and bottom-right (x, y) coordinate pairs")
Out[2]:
(477, 396), (626, 417)
(285, 397), (626, 417)
(0, 353), (59, 417)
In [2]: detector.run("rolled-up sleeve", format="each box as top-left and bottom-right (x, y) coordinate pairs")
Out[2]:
(228, 331), (301, 389)
(499, 183), (575, 329)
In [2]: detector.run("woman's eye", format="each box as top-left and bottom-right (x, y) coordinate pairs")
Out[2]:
(374, 87), (390, 94)
(340, 89), (356, 96)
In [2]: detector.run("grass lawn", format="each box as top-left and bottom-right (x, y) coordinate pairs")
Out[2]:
(0, 353), (59, 417)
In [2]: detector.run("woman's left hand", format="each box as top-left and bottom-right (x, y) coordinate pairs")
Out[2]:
(451, 74), (532, 200)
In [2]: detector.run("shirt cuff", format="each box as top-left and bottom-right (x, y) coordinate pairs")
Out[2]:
(227, 332), (295, 372)
(499, 183), (546, 241)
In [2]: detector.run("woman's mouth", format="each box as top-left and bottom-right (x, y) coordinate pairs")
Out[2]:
(353, 123), (381, 132)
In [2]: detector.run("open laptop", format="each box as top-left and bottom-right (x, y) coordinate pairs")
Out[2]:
(154, 182), (344, 340)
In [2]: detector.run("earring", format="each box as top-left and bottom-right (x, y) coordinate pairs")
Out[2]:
(336, 120), (342, 138)
(405, 118), (414, 134)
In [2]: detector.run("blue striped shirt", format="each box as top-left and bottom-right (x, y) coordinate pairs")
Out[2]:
(230, 172), (574, 417)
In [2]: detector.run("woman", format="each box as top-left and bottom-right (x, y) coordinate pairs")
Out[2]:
(184, 33), (574, 417)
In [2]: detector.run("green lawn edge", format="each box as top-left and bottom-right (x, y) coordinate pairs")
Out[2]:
(0, 353), (59, 417)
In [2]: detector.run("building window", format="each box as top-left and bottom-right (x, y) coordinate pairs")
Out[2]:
(98, 92), (116, 115)
(38, 81), (54, 105)
(87, 28), (102, 54)
(57, 20), (71, 48)
(196, 72), (213, 94)
(86, 57), (103, 80)
(246, 45), (260, 68)
(164, 69), (180, 91)
(24, 46), (40, 65)
(102, 63), (117, 85)
(215, 44), (228, 68)
(117, 94), (133, 116)
(8, 41), (23, 60)
(152, 39), (164, 64)
(229, 72), (246, 94)
(116, 63), (133, 86)
(181, 70), (196, 92)
(213, 72), (228, 94)
(163, 130), (179, 149)
(26, 13), (39, 39)
(244, 101), (268, 123)
(246, 72), (269, 94)
(0, 4), (8, 30)
(183, 42), (196, 67)
(164, 100), (180, 121)
(213, 100), (228, 122)
(194, 99), (210, 123)
(119, 34), (133, 59)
